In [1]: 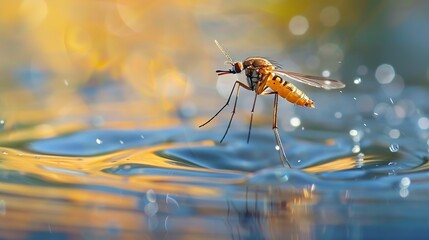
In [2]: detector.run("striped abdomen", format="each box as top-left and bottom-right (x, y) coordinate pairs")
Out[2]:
(265, 74), (314, 108)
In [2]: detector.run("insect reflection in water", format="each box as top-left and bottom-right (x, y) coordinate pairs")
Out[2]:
(200, 40), (346, 168)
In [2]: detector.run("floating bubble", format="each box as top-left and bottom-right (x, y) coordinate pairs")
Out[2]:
(0, 120), (4, 125)
(389, 144), (399, 152)
(119, 140), (124, 144)
(400, 177), (411, 188)
(375, 64), (395, 84)
(349, 129), (358, 137)
(389, 129), (400, 139)
(96, 138), (103, 144)
(275, 145), (280, 151)
(289, 15), (309, 35)
(290, 117), (301, 127)
(418, 117), (429, 130)
(399, 188), (409, 198)
(353, 77), (362, 84)
(322, 70), (331, 77)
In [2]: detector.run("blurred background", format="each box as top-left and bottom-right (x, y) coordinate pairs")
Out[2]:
(1, 1), (429, 239)
(1, 0), (428, 130)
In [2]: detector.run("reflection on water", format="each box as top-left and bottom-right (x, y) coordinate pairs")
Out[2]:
(0, 96), (429, 239)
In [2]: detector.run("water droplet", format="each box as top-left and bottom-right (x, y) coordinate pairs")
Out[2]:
(140, 135), (145, 139)
(400, 177), (411, 188)
(301, 126), (305, 130)
(373, 112), (379, 116)
(64, 79), (69, 86)
(389, 98), (394, 104)
(389, 144), (399, 152)
(146, 189), (156, 203)
(353, 97), (357, 100)
(352, 145), (361, 153)
(290, 117), (301, 127)
(349, 129), (358, 137)
(322, 70), (331, 77)
(2, 151), (8, 155)
(275, 145), (280, 151)
(357, 152), (365, 161)
(96, 138), (103, 144)
(0, 120), (4, 125)
(363, 123), (367, 127)
(399, 188), (409, 198)
(119, 140), (124, 144)
(297, 159), (301, 163)
(353, 77), (362, 84)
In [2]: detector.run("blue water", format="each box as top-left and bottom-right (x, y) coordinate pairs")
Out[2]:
(0, 79), (428, 239)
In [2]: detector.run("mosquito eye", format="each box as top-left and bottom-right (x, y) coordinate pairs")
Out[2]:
(234, 63), (242, 73)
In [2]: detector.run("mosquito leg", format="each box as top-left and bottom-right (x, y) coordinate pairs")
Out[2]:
(272, 93), (292, 168)
(199, 81), (252, 128)
(247, 92), (258, 143)
(199, 82), (237, 128)
(220, 85), (241, 143)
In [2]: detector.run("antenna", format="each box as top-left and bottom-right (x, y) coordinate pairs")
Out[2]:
(215, 40), (234, 63)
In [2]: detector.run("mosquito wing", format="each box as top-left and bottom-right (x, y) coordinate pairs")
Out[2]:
(273, 70), (346, 90)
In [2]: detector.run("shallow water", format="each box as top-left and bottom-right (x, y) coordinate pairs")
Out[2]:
(0, 81), (429, 239)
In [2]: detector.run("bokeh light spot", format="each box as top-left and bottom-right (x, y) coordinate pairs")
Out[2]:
(289, 15), (309, 36)
(375, 64), (395, 84)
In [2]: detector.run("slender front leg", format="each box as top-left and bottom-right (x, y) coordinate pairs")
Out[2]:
(220, 85), (241, 143)
(272, 93), (292, 168)
(199, 81), (252, 128)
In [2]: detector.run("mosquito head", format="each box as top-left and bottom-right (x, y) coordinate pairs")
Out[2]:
(216, 61), (243, 75)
